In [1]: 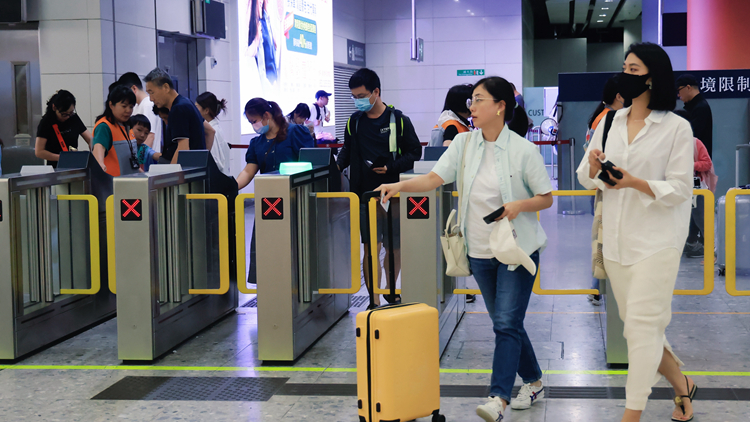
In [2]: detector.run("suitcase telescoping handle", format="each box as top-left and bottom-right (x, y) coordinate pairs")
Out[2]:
(362, 191), (381, 310)
(363, 191), (399, 307)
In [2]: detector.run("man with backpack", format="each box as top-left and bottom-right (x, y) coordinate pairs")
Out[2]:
(309, 90), (332, 139)
(337, 68), (422, 307)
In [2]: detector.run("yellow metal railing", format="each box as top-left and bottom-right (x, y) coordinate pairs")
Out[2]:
(58, 195), (101, 295)
(366, 194), (402, 295)
(235, 193), (256, 294)
(316, 192), (361, 294)
(106, 195), (116, 294)
(725, 189), (750, 296)
(676, 189), (714, 295)
(186, 194), (230, 295)
(452, 189), (714, 296)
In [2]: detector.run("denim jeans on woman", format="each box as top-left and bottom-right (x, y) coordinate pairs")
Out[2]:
(469, 251), (542, 403)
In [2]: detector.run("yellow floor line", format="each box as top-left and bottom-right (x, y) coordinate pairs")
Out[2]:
(466, 311), (750, 315)
(1, 365), (750, 377)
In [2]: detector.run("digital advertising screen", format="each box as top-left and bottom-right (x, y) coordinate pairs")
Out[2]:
(239, 0), (334, 135)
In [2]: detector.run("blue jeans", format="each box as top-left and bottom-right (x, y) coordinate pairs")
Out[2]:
(469, 252), (543, 403)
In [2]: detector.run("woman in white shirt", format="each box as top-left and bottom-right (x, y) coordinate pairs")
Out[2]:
(577, 43), (696, 422)
(376, 77), (553, 422)
(195, 92), (231, 176)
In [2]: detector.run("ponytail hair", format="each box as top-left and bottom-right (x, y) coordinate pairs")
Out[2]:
(588, 75), (619, 129)
(474, 76), (531, 137)
(244, 97), (288, 141)
(44, 89), (77, 120)
(196, 91), (228, 119)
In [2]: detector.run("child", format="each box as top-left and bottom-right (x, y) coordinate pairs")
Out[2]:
(131, 114), (161, 171)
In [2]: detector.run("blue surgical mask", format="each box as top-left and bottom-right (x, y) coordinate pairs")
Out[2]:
(253, 120), (269, 135)
(354, 96), (374, 112)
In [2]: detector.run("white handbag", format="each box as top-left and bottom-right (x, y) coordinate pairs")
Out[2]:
(440, 136), (471, 277)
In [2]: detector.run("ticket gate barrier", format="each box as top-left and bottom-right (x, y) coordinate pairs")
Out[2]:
(114, 152), (238, 362)
(0, 152), (114, 360)
(392, 173), (466, 356)
(253, 163), (359, 362)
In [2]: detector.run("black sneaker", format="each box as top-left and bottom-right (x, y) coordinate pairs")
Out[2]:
(466, 294), (476, 303)
(685, 242), (704, 258)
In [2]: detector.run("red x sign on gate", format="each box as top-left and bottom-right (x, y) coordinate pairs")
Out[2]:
(407, 196), (429, 219)
(121, 199), (142, 221)
(261, 197), (283, 220)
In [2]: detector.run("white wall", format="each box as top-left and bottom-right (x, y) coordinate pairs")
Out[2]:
(29, 0), (115, 137)
(333, 0), (365, 64)
(364, 0), (524, 143)
(30, 0), (241, 171)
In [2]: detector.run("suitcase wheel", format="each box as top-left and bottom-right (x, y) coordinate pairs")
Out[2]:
(431, 410), (446, 422)
(718, 267), (726, 276)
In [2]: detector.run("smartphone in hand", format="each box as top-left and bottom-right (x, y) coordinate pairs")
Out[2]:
(483, 206), (505, 224)
(597, 158), (623, 186)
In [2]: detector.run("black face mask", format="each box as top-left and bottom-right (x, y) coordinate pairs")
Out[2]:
(618, 72), (651, 101)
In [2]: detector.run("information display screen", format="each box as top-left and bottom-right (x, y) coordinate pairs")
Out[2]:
(239, 0), (334, 135)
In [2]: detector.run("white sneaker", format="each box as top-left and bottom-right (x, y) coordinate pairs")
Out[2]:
(510, 382), (545, 410)
(476, 396), (504, 421)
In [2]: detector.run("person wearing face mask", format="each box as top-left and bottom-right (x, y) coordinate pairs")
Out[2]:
(91, 85), (138, 176)
(376, 77), (553, 422)
(336, 68), (422, 307)
(577, 43), (696, 422)
(35, 90), (93, 167)
(236, 97), (314, 284)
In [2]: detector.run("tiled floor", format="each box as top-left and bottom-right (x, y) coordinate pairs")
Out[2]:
(2, 200), (749, 421)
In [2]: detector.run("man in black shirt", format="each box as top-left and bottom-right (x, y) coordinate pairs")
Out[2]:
(677, 74), (713, 157)
(337, 68), (422, 306)
(144, 68), (206, 163)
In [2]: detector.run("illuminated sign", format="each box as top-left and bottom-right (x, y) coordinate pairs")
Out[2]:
(261, 197), (283, 220)
(120, 199), (142, 221)
(286, 14), (318, 55)
(406, 196), (429, 219)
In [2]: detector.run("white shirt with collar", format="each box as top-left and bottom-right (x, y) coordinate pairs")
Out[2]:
(576, 107), (693, 266)
(431, 125), (553, 270)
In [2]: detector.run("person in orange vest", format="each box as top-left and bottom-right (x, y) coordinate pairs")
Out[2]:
(91, 85), (138, 176)
(431, 84), (473, 147)
(585, 75), (625, 149)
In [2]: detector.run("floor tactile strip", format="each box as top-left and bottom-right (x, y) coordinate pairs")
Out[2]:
(92, 376), (289, 401)
(92, 377), (750, 402)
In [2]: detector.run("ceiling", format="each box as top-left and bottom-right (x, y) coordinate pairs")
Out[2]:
(537, 0), (642, 40)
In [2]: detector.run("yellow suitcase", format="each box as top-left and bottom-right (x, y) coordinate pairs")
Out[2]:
(356, 303), (445, 422)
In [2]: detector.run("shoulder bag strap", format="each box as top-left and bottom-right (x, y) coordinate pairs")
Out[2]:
(602, 110), (616, 152)
(456, 133), (472, 233)
(52, 124), (69, 152)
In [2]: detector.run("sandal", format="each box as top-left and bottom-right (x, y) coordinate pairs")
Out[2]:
(671, 375), (697, 421)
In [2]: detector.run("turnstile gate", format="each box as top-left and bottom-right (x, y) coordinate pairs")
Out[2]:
(115, 152), (238, 361)
(254, 165), (356, 362)
(397, 172), (465, 356)
(0, 152), (114, 359)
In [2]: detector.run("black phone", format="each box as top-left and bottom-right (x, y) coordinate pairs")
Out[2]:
(598, 159), (623, 186)
(483, 206), (505, 224)
(371, 156), (388, 168)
